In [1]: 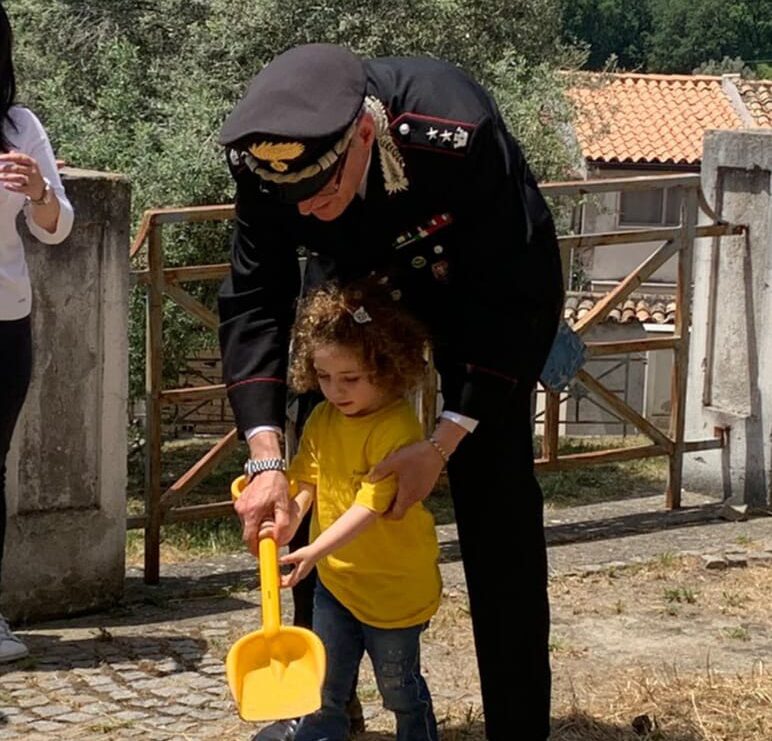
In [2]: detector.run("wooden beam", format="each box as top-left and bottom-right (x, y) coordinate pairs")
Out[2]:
(535, 444), (666, 471)
(585, 336), (679, 357)
(160, 384), (227, 405)
(163, 283), (219, 331)
(558, 220), (744, 253)
(127, 501), (236, 530)
(575, 368), (674, 452)
(573, 238), (680, 335)
(682, 437), (724, 453)
(541, 173), (701, 197)
(147, 204), (235, 224)
(130, 211), (152, 259)
(159, 429), (239, 510)
(144, 223), (164, 585)
(667, 189), (699, 509)
(133, 263), (230, 285)
(542, 391), (561, 462)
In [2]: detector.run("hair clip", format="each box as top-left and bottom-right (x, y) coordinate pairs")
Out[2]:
(349, 306), (373, 324)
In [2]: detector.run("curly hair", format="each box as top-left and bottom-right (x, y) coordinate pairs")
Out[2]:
(290, 281), (430, 396)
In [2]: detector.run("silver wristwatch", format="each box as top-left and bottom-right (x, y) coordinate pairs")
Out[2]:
(243, 457), (287, 481)
(29, 177), (53, 206)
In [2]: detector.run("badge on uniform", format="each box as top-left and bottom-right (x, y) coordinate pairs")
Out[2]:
(431, 260), (449, 282)
(393, 213), (453, 251)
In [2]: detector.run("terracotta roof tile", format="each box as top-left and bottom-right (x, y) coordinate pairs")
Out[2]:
(563, 291), (676, 328)
(568, 72), (745, 165)
(737, 79), (772, 128)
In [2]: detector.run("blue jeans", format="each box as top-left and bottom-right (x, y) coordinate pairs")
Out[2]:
(295, 582), (438, 741)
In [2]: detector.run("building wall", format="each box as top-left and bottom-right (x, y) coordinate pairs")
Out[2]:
(581, 166), (684, 287)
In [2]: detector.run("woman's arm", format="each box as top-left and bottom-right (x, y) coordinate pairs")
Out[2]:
(279, 503), (378, 588)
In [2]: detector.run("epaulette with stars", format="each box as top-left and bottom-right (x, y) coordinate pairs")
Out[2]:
(389, 113), (476, 156)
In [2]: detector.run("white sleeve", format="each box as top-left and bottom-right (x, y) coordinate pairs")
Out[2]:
(440, 410), (479, 433)
(245, 425), (284, 441)
(22, 112), (74, 245)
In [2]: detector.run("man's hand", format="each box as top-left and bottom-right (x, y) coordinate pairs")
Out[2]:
(368, 440), (444, 520)
(279, 545), (320, 588)
(234, 470), (292, 554)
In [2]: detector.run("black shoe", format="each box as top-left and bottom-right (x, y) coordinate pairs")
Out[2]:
(346, 694), (366, 736)
(250, 718), (299, 741)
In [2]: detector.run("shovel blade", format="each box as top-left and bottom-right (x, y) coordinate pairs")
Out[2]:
(226, 626), (326, 721)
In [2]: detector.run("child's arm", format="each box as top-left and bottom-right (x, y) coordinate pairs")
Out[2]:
(284, 482), (315, 543)
(279, 504), (378, 588)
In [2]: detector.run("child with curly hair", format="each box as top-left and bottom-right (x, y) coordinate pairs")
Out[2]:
(280, 282), (441, 741)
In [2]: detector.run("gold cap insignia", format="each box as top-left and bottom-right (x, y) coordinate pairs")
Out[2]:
(248, 141), (305, 172)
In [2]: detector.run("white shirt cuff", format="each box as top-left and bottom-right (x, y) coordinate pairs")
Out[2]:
(245, 425), (284, 441)
(440, 411), (479, 433)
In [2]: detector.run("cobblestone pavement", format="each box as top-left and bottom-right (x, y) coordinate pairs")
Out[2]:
(1, 492), (770, 740)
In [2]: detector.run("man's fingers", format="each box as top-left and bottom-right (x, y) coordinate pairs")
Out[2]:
(385, 498), (408, 521)
(366, 459), (394, 483)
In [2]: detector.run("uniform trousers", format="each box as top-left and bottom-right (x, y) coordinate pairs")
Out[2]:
(0, 316), (33, 584)
(289, 385), (551, 740)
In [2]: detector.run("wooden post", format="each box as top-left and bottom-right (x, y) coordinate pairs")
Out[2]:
(144, 221), (164, 584)
(667, 188), (698, 509)
(542, 390), (560, 463)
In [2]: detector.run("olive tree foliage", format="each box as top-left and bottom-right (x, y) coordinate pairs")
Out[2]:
(7, 0), (581, 398)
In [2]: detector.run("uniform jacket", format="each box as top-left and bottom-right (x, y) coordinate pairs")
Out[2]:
(218, 56), (564, 433)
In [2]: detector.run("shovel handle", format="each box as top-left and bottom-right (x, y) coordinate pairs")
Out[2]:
(230, 477), (282, 639)
(258, 522), (281, 639)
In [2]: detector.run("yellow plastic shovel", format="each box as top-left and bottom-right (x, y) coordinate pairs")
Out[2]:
(226, 476), (326, 721)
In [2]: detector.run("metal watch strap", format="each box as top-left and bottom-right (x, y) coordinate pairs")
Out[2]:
(29, 177), (53, 206)
(243, 457), (287, 480)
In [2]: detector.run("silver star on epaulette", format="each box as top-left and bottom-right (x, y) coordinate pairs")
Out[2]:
(440, 130), (453, 143)
(426, 127), (439, 141)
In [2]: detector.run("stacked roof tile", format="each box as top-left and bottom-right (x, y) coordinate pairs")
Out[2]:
(564, 292), (676, 328)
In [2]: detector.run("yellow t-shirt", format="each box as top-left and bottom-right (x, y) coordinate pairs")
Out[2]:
(288, 398), (441, 629)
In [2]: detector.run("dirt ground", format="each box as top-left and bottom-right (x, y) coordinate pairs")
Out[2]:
(340, 556), (772, 740)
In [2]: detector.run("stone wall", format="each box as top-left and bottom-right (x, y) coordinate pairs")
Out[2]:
(684, 131), (772, 507)
(1, 168), (130, 621)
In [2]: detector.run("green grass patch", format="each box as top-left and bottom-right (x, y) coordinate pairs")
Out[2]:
(127, 434), (667, 560)
(537, 435), (667, 507)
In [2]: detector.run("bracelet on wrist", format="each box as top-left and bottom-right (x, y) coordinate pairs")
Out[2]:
(427, 436), (450, 464)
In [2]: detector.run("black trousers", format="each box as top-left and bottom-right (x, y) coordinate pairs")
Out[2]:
(0, 316), (33, 583)
(289, 387), (551, 740)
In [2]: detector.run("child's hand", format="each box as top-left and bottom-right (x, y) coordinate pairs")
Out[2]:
(284, 498), (306, 542)
(279, 546), (319, 588)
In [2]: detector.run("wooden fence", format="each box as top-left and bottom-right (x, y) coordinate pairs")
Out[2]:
(129, 173), (744, 584)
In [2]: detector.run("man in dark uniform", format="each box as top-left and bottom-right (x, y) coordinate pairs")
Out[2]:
(218, 44), (563, 741)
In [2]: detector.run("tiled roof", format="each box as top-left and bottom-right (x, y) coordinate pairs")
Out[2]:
(564, 292), (676, 328)
(568, 73), (745, 165)
(736, 79), (772, 128)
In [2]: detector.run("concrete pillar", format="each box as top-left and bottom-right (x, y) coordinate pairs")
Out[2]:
(1, 169), (130, 621)
(684, 131), (772, 507)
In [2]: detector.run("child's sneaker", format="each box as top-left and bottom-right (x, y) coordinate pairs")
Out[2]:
(0, 615), (28, 663)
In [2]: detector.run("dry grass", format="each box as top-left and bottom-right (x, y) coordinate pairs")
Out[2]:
(552, 664), (770, 740)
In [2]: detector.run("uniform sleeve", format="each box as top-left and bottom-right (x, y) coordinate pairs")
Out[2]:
(440, 114), (564, 422)
(287, 407), (321, 493)
(354, 408), (423, 514)
(217, 171), (301, 433)
(21, 113), (74, 245)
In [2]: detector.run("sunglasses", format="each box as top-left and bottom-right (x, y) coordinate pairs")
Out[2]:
(312, 147), (350, 199)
